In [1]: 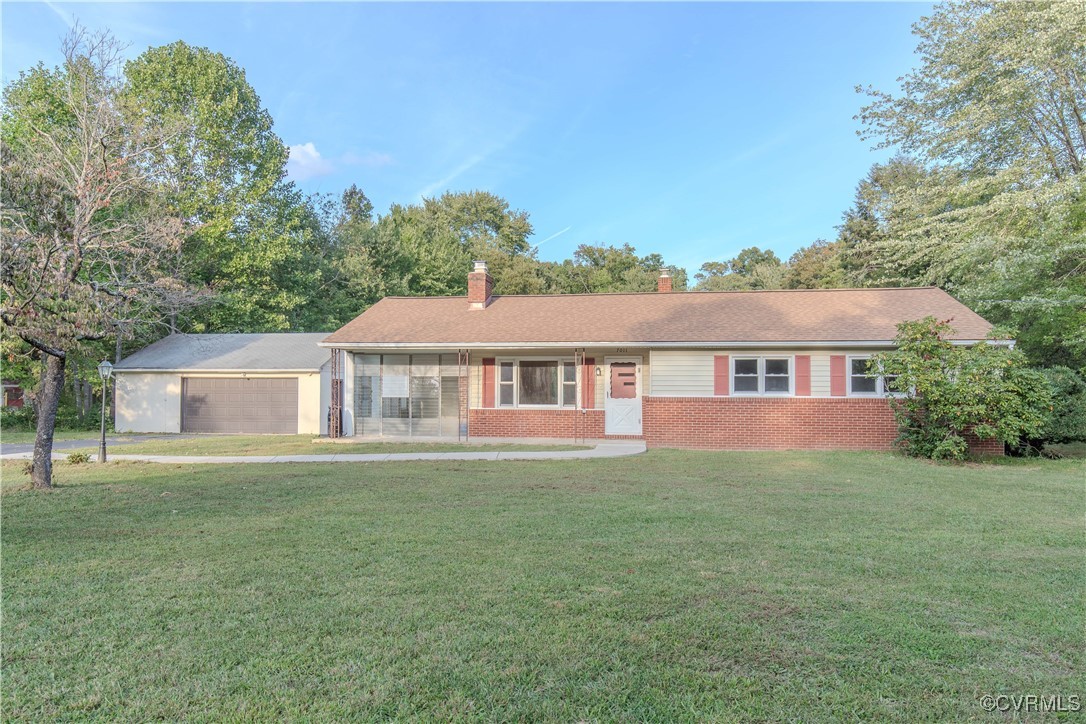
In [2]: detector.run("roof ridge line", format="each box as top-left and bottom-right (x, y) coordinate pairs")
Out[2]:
(378, 286), (944, 300)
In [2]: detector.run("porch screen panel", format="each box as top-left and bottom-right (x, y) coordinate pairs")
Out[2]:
(439, 354), (461, 437)
(411, 355), (440, 437)
(354, 354), (381, 436)
(381, 355), (410, 436)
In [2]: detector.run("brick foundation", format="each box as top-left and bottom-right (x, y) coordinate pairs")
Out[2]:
(643, 396), (900, 451)
(642, 396), (1004, 454)
(469, 408), (606, 438)
(962, 435), (1006, 457)
(468, 398), (1004, 455)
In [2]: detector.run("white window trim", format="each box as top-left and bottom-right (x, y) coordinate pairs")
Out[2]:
(847, 355), (901, 397)
(498, 357), (578, 408)
(730, 356), (794, 396)
(496, 358), (516, 407)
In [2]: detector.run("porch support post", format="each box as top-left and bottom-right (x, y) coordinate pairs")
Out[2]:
(329, 348), (344, 439)
(575, 347), (585, 443)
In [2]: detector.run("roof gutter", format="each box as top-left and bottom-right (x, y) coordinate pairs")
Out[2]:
(113, 368), (323, 374)
(318, 339), (1002, 350)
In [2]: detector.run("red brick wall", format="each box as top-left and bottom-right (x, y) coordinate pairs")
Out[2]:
(469, 408), (606, 438)
(467, 271), (494, 307)
(963, 435), (1006, 457)
(467, 398), (1005, 454)
(642, 396), (1003, 454)
(643, 396), (897, 451)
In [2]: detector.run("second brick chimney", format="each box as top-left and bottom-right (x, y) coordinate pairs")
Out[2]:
(657, 268), (673, 293)
(468, 260), (494, 309)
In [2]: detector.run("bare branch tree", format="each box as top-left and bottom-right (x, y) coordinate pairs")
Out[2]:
(1, 26), (201, 488)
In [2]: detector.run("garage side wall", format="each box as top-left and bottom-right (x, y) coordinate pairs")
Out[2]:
(115, 373), (182, 433)
(297, 372), (322, 435)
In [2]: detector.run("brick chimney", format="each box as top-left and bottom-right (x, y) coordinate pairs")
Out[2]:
(657, 268), (672, 293)
(468, 260), (494, 309)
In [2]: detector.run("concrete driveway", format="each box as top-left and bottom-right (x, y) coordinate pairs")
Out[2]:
(0, 434), (197, 457)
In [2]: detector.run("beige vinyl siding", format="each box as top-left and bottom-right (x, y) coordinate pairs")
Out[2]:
(810, 354), (831, 397)
(649, 350), (715, 397)
(649, 348), (891, 397)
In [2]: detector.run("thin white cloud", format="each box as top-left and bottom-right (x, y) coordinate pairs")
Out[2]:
(287, 142), (335, 182)
(416, 153), (488, 199)
(342, 150), (394, 168)
(43, 1), (76, 29)
(534, 225), (572, 248)
(724, 131), (793, 167)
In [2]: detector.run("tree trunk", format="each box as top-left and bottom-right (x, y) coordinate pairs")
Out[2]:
(113, 335), (122, 426)
(31, 354), (66, 490)
(82, 380), (93, 422)
(73, 371), (84, 424)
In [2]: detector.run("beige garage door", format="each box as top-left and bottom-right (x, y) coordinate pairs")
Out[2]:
(181, 377), (298, 434)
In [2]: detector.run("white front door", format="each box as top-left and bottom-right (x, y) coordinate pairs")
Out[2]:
(605, 358), (642, 435)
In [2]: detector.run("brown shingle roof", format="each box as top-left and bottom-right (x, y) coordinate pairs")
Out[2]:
(322, 287), (993, 347)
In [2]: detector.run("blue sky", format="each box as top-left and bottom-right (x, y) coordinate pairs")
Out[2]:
(2, 1), (929, 272)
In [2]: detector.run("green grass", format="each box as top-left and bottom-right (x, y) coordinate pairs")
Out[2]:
(3, 451), (1083, 720)
(67, 434), (588, 456)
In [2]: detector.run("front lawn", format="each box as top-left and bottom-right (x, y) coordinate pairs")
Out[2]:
(71, 434), (588, 456)
(2, 451), (1082, 720)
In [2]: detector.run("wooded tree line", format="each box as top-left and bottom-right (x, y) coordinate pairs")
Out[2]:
(2, 2), (1083, 484)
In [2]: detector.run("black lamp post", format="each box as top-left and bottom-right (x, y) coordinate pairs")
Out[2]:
(97, 360), (113, 463)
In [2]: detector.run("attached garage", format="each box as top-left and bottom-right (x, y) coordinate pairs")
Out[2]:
(114, 333), (331, 435)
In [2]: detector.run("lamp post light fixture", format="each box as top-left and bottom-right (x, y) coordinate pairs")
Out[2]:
(97, 360), (113, 463)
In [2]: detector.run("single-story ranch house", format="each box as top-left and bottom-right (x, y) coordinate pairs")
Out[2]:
(115, 262), (1002, 453)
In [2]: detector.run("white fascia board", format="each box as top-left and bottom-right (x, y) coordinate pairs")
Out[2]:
(319, 340), (939, 350)
(114, 368), (321, 374)
(318, 340), (996, 350)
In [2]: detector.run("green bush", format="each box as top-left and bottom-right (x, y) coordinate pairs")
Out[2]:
(1039, 366), (1086, 445)
(0, 402), (112, 434)
(1, 406), (36, 431)
(873, 318), (1052, 460)
(66, 451), (90, 465)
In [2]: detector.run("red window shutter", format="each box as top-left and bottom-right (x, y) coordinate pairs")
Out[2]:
(482, 358), (495, 407)
(582, 357), (595, 409)
(795, 355), (811, 396)
(830, 355), (846, 397)
(713, 355), (729, 396)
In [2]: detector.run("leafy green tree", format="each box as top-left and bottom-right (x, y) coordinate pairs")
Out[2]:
(850, 2), (1086, 367)
(1033, 367), (1086, 450)
(554, 244), (687, 293)
(872, 318), (1051, 460)
(124, 41), (319, 332)
(695, 246), (783, 290)
(858, 1), (1085, 180)
(729, 247), (781, 277)
(784, 240), (848, 289)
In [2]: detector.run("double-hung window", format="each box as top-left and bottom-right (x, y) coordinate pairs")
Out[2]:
(848, 356), (900, 396)
(732, 357), (792, 395)
(497, 359), (578, 407)
(498, 360), (515, 406)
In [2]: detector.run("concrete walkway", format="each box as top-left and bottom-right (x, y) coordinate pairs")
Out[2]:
(0, 441), (646, 464)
